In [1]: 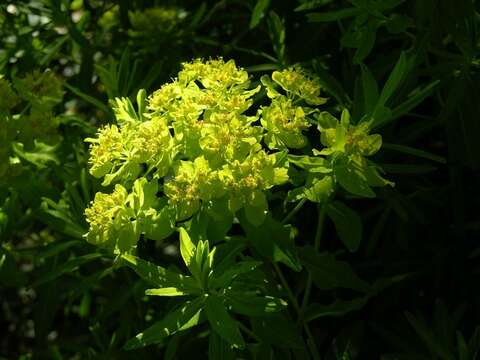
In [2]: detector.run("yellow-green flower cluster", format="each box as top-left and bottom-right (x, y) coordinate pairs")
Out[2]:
(260, 67), (327, 149)
(129, 7), (184, 36)
(86, 116), (173, 185)
(84, 184), (131, 247)
(85, 59), (297, 251)
(309, 110), (391, 199)
(0, 71), (63, 179)
(13, 70), (64, 111)
(84, 178), (175, 252)
(271, 67), (327, 105)
(316, 111), (382, 157)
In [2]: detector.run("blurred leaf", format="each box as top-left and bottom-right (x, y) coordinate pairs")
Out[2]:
(304, 297), (367, 322)
(206, 294), (245, 348)
(240, 213), (302, 271)
(299, 246), (369, 292)
(225, 290), (287, 317)
(267, 11), (286, 65)
(209, 331), (236, 360)
(250, 0), (271, 29)
(327, 201), (363, 252)
(64, 82), (111, 115)
(383, 143), (446, 164)
(33, 253), (102, 287)
(307, 8), (360, 22)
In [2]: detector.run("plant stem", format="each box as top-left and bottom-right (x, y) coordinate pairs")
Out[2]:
(273, 262), (319, 359)
(299, 202), (328, 322)
(304, 325), (321, 360)
(282, 198), (307, 224)
(273, 262), (300, 313)
(238, 322), (261, 342)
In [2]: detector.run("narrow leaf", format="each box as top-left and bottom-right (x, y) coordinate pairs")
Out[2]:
(250, 0), (271, 29)
(307, 8), (360, 22)
(205, 295), (245, 348)
(121, 253), (198, 292)
(304, 298), (368, 322)
(327, 201), (363, 252)
(299, 246), (369, 292)
(124, 297), (204, 350)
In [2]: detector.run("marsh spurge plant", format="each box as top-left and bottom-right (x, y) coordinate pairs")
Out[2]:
(84, 59), (390, 351)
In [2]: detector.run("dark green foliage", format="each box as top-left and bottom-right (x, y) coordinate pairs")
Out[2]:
(1, 0), (479, 359)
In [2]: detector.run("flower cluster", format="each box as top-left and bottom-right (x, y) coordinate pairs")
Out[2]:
(260, 67), (327, 149)
(84, 178), (175, 253)
(128, 7), (184, 37)
(85, 58), (389, 252)
(0, 71), (63, 180)
(85, 59), (292, 250)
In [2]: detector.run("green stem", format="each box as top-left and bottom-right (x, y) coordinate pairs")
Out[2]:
(273, 262), (300, 313)
(299, 202), (328, 322)
(304, 324), (321, 360)
(273, 262), (319, 359)
(282, 198), (307, 224)
(238, 322), (261, 343)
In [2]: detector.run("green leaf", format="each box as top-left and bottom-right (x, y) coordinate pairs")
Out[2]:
(179, 227), (196, 271)
(0, 247), (26, 287)
(304, 298), (368, 322)
(327, 201), (363, 252)
(267, 11), (286, 64)
(360, 64), (379, 115)
(312, 60), (351, 106)
(64, 82), (111, 115)
(353, 21), (378, 64)
(210, 261), (262, 289)
(378, 52), (409, 108)
(334, 159), (376, 198)
(457, 332), (469, 360)
(145, 287), (191, 297)
(33, 253), (102, 287)
(251, 314), (306, 349)
(143, 206), (175, 241)
(307, 8), (360, 22)
(14, 240), (80, 261)
(382, 143), (446, 164)
(12, 142), (59, 169)
(240, 214), (302, 271)
(250, 0), (271, 29)
(244, 191), (268, 226)
(205, 294), (245, 349)
(295, 0), (334, 11)
(380, 163), (437, 174)
(303, 176), (335, 203)
(124, 297), (204, 350)
(120, 253), (198, 292)
(379, 80), (440, 128)
(209, 331), (236, 360)
(405, 312), (452, 360)
(288, 155), (331, 172)
(299, 246), (369, 292)
(225, 291), (287, 317)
